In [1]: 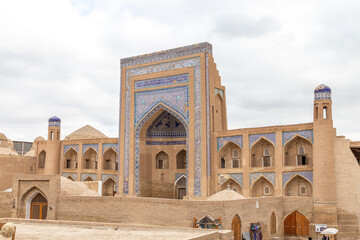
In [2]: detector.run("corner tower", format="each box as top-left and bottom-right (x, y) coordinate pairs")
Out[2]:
(44, 116), (61, 175)
(312, 85), (338, 226)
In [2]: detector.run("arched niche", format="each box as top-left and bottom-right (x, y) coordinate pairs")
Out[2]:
(102, 178), (116, 196)
(219, 142), (242, 169)
(270, 212), (277, 235)
(83, 148), (97, 170)
(156, 151), (169, 169)
(103, 148), (117, 171)
(67, 176), (74, 181)
(214, 94), (224, 131)
(251, 176), (274, 197)
(284, 136), (312, 166)
(220, 178), (242, 194)
(84, 176), (94, 181)
(284, 175), (312, 197)
(175, 175), (187, 199)
(64, 148), (77, 169)
(176, 150), (186, 169)
(38, 150), (46, 169)
(251, 138), (275, 168)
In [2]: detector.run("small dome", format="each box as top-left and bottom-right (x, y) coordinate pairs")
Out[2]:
(65, 125), (108, 140)
(0, 132), (7, 140)
(314, 84), (331, 93)
(207, 189), (246, 201)
(49, 116), (61, 122)
(34, 136), (45, 142)
(314, 84), (331, 100)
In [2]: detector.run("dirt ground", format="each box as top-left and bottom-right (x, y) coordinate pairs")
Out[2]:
(0, 222), (212, 240)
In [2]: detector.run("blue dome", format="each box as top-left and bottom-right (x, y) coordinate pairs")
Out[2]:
(314, 84), (331, 94)
(49, 116), (61, 122)
(314, 84), (331, 100)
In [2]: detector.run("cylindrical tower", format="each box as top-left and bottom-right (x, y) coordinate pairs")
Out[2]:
(44, 116), (61, 175)
(312, 84), (338, 225)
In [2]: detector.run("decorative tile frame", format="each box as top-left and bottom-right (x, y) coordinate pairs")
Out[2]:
(134, 85), (189, 126)
(123, 56), (203, 197)
(102, 143), (119, 153)
(249, 172), (276, 187)
(62, 172), (77, 180)
(206, 53), (211, 177)
(63, 144), (79, 155)
(217, 135), (243, 151)
(282, 130), (313, 146)
(82, 144), (98, 154)
(218, 173), (243, 188)
(282, 171), (313, 187)
(175, 173), (187, 185)
(249, 133), (276, 149)
(134, 73), (189, 90)
(81, 173), (97, 181)
(146, 141), (186, 145)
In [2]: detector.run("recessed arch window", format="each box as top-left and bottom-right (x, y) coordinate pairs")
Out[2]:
(233, 150), (238, 158)
(298, 146), (305, 155)
(323, 107), (327, 119)
(264, 186), (270, 195)
(264, 148), (270, 156)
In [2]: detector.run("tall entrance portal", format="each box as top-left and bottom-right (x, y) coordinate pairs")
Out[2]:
(138, 110), (187, 199)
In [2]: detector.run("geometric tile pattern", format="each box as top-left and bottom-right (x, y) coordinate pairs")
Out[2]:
(249, 133), (276, 149)
(134, 73), (189, 90)
(282, 130), (313, 146)
(62, 172), (77, 180)
(206, 53), (211, 177)
(217, 135), (243, 151)
(146, 112), (186, 138)
(63, 144), (79, 155)
(249, 172), (276, 187)
(218, 173), (243, 188)
(102, 143), (119, 153)
(81, 173), (97, 181)
(146, 141), (186, 145)
(82, 144), (98, 154)
(282, 171), (313, 187)
(314, 84), (331, 100)
(134, 85), (189, 126)
(123, 56), (203, 197)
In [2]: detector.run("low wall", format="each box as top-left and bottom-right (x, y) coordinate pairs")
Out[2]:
(57, 195), (313, 239)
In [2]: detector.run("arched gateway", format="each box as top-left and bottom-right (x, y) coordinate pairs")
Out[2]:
(284, 211), (309, 236)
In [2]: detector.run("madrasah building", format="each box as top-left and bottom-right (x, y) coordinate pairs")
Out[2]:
(1, 42), (360, 240)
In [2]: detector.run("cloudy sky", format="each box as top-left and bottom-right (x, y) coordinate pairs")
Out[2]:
(1, 0), (360, 141)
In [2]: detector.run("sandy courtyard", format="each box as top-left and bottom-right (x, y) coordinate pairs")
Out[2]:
(0, 222), (216, 240)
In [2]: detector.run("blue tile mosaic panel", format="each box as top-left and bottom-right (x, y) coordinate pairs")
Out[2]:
(62, 172), (77, 180)
(82, 144), (99, 154)
(249, 133), (276, 149)
(146, 141), (186, 145)
(147, 112), (186, 138)
(282, 130), (313, 146)
(249, 172), (276, 187)
(63, 144), (79, 155)
(134, 73), (189, 90)
(217, 135), (243, 151)
(81, 173), (97, 181)
(218, 173), (243, 187)
(134, 85), (189, 126)
(102, 143), (119, 153)
(282, 171), (313, 187)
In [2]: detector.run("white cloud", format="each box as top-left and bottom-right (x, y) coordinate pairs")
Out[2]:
(0, 0), (360, 141)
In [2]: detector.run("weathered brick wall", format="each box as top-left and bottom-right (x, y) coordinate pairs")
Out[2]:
(0, 192), (12, 218)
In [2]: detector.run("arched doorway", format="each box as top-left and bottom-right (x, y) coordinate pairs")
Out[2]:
(232, 214), (241, 240)
(270, 212), (276, 235)
(30, 193), (48, 219)
(284, 211), (309, 236)
(38, 150), (46, 168)
(251, 138), (275, 167)
(64, 148), (77, 169)
(175, 176), (187, 199)
(218, 142), (242, 169)
(176, 150), (186, 169)
(83, 148), (97, 170)
(102, 178), (116, 196)
(103, 148), (117, 170)
(284, 136), (312, 166)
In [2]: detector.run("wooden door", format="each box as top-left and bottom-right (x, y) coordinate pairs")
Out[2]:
(231, 215), (241, 240)
(30, 193), (48, 219)
(284, 211), (309, 236)
(178, 188), (186, 199)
